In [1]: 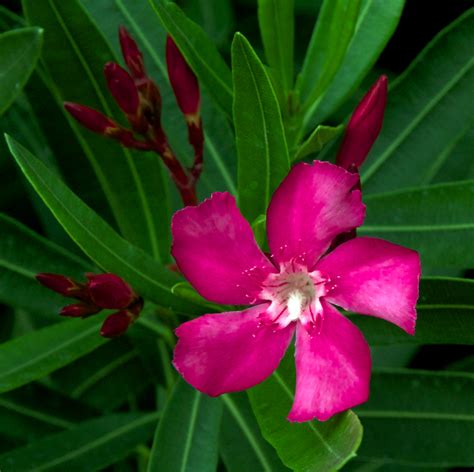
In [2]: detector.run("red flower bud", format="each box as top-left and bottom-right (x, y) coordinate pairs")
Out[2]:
(60, 303), (100, 318)
(64, 102), (118, 135)
(119, 26), (146, 80)
(87, 273), (135, 309)
(166, 35), (200, 115)
(100, 310), (133, 338)
(36, 273), (80, 297)
(336, 75), (388, 170)
(104, 62), (140, 115)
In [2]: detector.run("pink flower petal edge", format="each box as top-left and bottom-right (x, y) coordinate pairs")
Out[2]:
(171, 192), (277, 305)
(316, 237), (421, 335)
(288, 301), (371, 422)
(173, 304), (294, 396)
(266, 161), (365, 268)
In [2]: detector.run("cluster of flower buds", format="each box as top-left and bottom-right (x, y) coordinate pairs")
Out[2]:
(36, 272), (143, 338)
(336, 74), (388, 174)
(64, 27), (204, 206)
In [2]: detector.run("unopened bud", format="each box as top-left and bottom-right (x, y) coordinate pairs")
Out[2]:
(119, 26), (146, 80)
(36, 273), (81, 298)
(336, 75), (388, 170)
(104, 62), (140, 116)
(64, 102), (118, 135)
(87, 273), (135, 309)
(60, 303), (100, 318)
(166, 35), (200, 115)
(100, 310), (134, 337)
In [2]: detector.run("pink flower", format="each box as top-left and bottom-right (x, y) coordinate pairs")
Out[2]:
(171, 161), (420, 422)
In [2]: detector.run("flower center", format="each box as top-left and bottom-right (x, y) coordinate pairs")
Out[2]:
(260, 263), (328, 331)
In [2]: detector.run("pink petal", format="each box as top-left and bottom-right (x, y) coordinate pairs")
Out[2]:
(266, 161), (365, 268)
(173, 305), (294, 396)
(172, 192), (276, 305)
(316, 237), (421, 335)
(288, 301), (371, 422)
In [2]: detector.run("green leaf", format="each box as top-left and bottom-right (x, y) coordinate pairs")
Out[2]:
(361, 9), (474, 193)
(258, 0), (294, 95)
(360, 180), (474, 267)
(220, 393), (289, 472)
(232, 33), (290, 222)
(0, 412), (159, 471)
(355, 369), (474, 467)
(49, 339), (151, 411)
(148, 379), (222, 472)
(305, 0), (405, 127)
(248, 350), (363, 472)
(0, 213), (91, 316)
(0, 317), (106, 395)
(23, 0), (171, 260)
(293, 124), (343, 161)
(79, 0), (237, 196)
(0, 384), (96, 442)
(148, 0), (233, 118)
(297, 0), (361, 109)
(0, 27), (43, 115)
(351, 276), (474, 345)
(5, 135), (202, 315)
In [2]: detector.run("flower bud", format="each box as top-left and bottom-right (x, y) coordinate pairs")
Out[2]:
(87, 273), (135, 309)
(104, 62), (140, 116)
(166, 35), (200, 116)
(336, 75), (388, 170)
(100, 310), (133, 338)
(60, 303), (100, 318)
(64, 102), (118, 135)
(36, 273), (81, 297)
(119, 26), (146, 80)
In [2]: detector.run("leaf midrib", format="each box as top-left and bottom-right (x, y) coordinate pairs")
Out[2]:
(179, 391), (201, 472)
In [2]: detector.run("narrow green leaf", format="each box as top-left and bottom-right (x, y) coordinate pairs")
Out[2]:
(220, 393), (289, 472)
(305, 0), (405, 127)
(293, 124), (343, 161)
(297, 0), (361, 108)
(258, 0), (294, 95)
(49, 339), (151, 411)
(23, 0), (170, 260)
(148, 0), (233, 117)
(0, 412), (160, 471)
(0, 384), (96, 442)
(0, 317), (106, 395)
(355, 369), (474, 467)
(0, 27), (43, 115)
(361, 9), (474, 193)
(232, 33), (290, 221)
(248, 350), (363, 472)
(361, 180), (474, 267)
(5, 135), (202, 315)
(0, 213), (91, 316)
(351, 277), (474, 346)
(148, 379), (222, 472)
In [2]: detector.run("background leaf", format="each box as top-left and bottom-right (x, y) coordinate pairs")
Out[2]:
(361, 8), (474, 193)
(355, 369), (474, 467)
(148, 379), (222, 472)
(0, 27), (43, 115)
(258, 0), (294, 95)
(0, 412), (159, 471)
(361, 180), (474, 268)
(232, 33), (290, 221)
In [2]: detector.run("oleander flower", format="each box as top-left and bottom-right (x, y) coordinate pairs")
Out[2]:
(171, 161), (421, 422)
